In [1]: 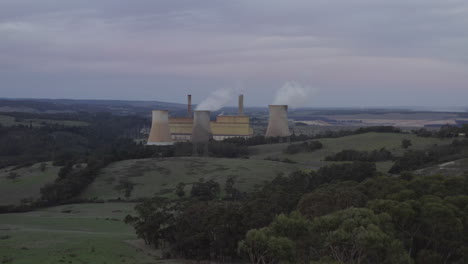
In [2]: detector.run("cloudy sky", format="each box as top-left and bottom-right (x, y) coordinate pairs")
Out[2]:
(1, 0), (467, 107)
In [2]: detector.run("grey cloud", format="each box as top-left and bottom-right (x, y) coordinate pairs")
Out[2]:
(0, 0), (467, 106)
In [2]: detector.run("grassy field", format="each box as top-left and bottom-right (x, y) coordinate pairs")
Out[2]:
(0, 203), (165, 264)
(249, 132), (452, 171)
(0, 115), (88, 127)
(80, 157), (299, 201)
(415, 158), (468, 177)
(0, 162), (61, 206)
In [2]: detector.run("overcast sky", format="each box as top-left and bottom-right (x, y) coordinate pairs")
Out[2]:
(1, 0), (467, 107)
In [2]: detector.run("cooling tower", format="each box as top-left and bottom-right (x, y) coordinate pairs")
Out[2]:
(265, 105), (291, 137)
(191, 110), (212, 143)
(147, 110), (174, 145)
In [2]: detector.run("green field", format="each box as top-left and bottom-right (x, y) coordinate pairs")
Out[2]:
(0, 203), (169, 264)
(80, 157), (299, 201)
(249, 132), (451, 171)
(0, 162), (61, 206)
(0, 115), (88, 127)
(415, 157), (468, 177)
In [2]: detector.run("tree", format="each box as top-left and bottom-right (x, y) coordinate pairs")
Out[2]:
(310, 208), (412, 264)
(190, 179), (220, 201)
(402, 139), (412, 149)
(39, 162), (47, 172)
(124, 197), (172, 248)
(175, 182), (185, 198)
(238, 227), (294, 264)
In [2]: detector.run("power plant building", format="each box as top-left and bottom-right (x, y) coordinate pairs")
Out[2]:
(168, 95), (254, 142)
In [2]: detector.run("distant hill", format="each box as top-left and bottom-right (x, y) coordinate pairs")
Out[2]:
(0, 98), (187, 116)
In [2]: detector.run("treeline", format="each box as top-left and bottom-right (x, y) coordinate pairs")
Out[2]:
(325, 147), (394, 162)
(223, 126), (402, 146)
(127, 163), (468, 263)
(0, 112), (148, 169)
(389, 138), (468, 173)
(413, 124), (468, 138)
(284, 141), (323, 154)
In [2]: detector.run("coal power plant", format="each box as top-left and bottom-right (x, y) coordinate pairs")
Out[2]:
(167, 94), (254, 141)
(147, 110), (174, 145)
(147, 94), (292, 144)
(265, 105), (291, 137)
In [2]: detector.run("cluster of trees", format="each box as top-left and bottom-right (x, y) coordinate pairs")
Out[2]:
(126, 162), (378, 261)
(413, 125), (468, 138)
(0, 112), (148, 169)
(284, 141), (323, 154)
(389, 139), (468, 173)
(127, 163), (468, 263)
(325, 148), (394, 162)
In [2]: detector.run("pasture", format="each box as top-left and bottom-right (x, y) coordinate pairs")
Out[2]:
(80, 157), (299, 201)
(0, 162), (60, 206)
(0, 203), (162, 264)
(249, 132), (452, 171)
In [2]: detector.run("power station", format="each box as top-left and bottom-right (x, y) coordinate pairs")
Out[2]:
(147, 95), (291, 144)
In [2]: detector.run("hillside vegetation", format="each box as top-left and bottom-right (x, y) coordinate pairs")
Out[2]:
(80, 157), (299, 201)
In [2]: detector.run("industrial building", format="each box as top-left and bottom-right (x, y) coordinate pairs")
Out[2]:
(166, 94), (254, 142)
(147, 94), (293, 145)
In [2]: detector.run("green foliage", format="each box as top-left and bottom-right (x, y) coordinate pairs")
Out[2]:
(284, 140), (323, 154)
(190, 178), (221, 201)
(402, 139), (412, 149)
(317, 161), (377, 183)
(124, 197), (172, 248)
(390, 139), (468, 173)
(298, 181), (368, 219)
(238, 227), (295, 264)
(175, 182), (186, 198)
(325, 147), (394, 162)
(311, 208), (412, 264)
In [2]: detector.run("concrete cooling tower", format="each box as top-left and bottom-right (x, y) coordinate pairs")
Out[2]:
(265, 105), (291, 137)
(191, 110), (212, 143)
(147, 110), (174, 145)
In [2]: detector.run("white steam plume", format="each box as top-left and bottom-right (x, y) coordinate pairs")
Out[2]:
(273, 82), (317, 107)
(196, 88), (234, 111)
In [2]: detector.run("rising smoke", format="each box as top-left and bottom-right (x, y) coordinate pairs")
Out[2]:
(196, 88), (234, 111)
(273, 82), (317, 107)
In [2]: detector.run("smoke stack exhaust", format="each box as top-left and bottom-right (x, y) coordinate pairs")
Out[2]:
(147, 110), (174, 145)
(265, 105), (291, 137)
(238, 94), (244, 115)
(191, 110), (212, 143)
(187, 94), (192, 117)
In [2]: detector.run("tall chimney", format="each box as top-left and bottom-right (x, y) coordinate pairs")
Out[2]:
(265, 105), (291, 137)
(147, 110), (174, 145)
(238, 94), (244, 115)
(191, 110), (212, 143)
(187, 94), (192, 117)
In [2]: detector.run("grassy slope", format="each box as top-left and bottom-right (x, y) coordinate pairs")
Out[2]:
(0, 162), (60, 206)
(415, 158), (468, 177)
(249, 132), (452, 171)
(80, 157), (299, 201)
(0, 203), (161, 264)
